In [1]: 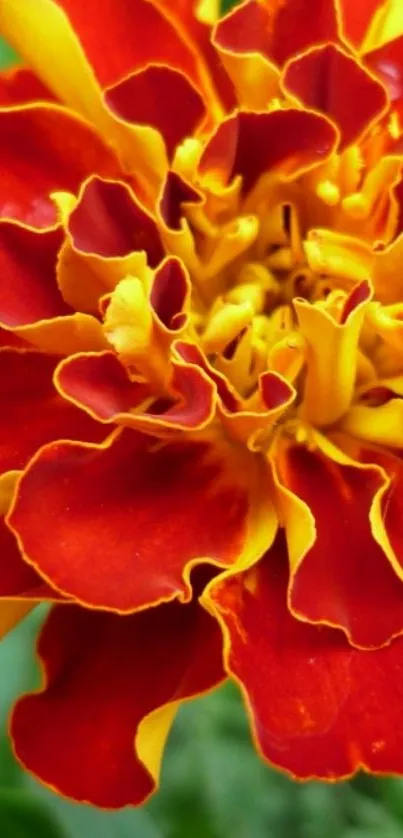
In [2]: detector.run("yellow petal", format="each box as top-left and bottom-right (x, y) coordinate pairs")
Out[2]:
(341, 399), (403, 447)
(361, 0), (403, 53)
(295, 284), (372, 426)
(0, 0), (107, 131)
(12, 313), (109, 355)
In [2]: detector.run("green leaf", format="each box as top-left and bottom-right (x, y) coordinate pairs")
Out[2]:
(0, 789), (66, 838)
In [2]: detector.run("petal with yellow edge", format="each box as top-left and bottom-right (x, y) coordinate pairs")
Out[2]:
(199, 109), (338, 196)
(55, 351), (216, 435)
(0, 471), (63, 609)
(0, 349), (108, 474)
(56, 175), (164, 314)
(295, 279), (372, 427)
(207, 534), (403, 781)
(154, 0), (235, 111)
(0, 222), (107, 354)
(276, 441), (403, 649)
(214, 0), (339, 69)
(57, 175), (164, 314)
(0, 223), (68, 325)
(0, 66), (56, 106)
(105, 66), (206, 160)
(338, 0), (383, 50)
(43, 0), (208, 91)
(11, 597), (225, 807)
(365, 34), (403, 105)
(8, 429), (276, 612)
(67, 177), (164, 264)
(0, 105), (119, 228)
(360, 446), (403, 577)
(282, 44), (388, 150)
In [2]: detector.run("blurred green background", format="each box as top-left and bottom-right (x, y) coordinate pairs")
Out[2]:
(3, 11), (403, 838)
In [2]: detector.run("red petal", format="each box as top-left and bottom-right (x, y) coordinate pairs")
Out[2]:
(56, 351), (152, 420)
(155, 0), (235, 110)
(0, 515), (52, 600)
(360, 447), (403, 575)
(175, 341), (240, 412)
(278, 444), (403, 649)
(105, 66), (206, 159)
(282, 44), (387, 150)
(54, 0), (204, 90)
(365, 36), (403, 104)
(56, 351), (215, 432)
(214, 0), (339, 69)
(0, 349), (107, 473)
(0, 223), (69, 328)
(9, 431), (254, 611)
(0, 106), (119, 227)
(338, 0), (383, 49)
(209, 535), (403, 780)
(11, 597), (225, 807)
(150, 257), (189, 331)
(68, 177), (164, 265)
(158, 170), (202, 231)
(199, 109), (337, 195)
(0, 67), (57, 106)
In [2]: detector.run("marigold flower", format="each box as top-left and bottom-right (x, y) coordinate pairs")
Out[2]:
(2, 0), (403, 808)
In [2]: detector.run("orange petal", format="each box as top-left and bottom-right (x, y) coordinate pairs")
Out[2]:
(11, 597), (225, 807)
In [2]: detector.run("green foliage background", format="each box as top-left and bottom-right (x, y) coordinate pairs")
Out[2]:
(2, 10), (403, 837)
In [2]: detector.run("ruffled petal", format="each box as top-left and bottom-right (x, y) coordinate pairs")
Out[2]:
(0, 221), (107, 354)
(154, 0), (235, 110)
(55, 351), (216, 434)
(57, 177), (164, 311)
(0, 472), (59, 605)
(282, 44), (387, 150)
(11, 597), (225, 807)
(44, 0), (210, 93)
(207, 535), (403, 781)
(295, 278), (371, 426)
(0, 105), (119, 227)
(214, 0), (339, 69)
(67, 177), (164, 263)
(276, 442), (403, 649)
(105, 66), (206, 159)
(9, 429), (275, 611)
(199, 109), (338, 196)
(0, 348), (107, 474)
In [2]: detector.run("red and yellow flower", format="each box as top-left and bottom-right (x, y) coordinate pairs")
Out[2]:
(2, 0), (403, 807)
